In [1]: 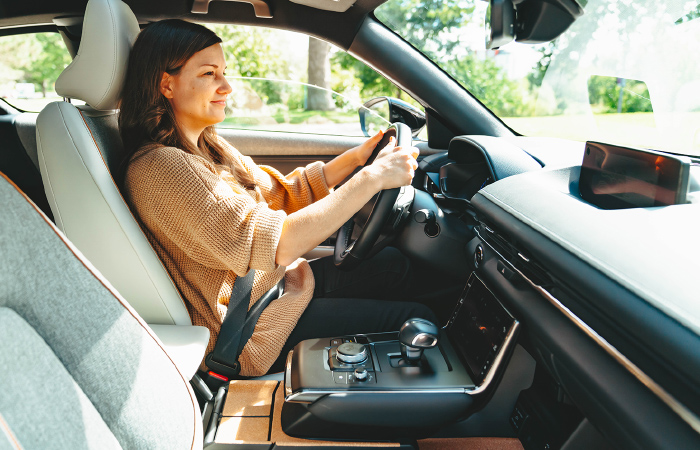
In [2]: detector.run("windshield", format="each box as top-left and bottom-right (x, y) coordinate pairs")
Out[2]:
(376, 0), (700, 156)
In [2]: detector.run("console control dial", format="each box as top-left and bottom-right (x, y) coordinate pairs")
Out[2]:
(354, 368), (368, 381)
(336, 342), (368, 364)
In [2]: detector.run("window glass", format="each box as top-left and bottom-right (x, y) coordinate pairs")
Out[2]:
(0, 32), (71, 112)
(376, 0), (700, 156)
(211, 24), (419, 137)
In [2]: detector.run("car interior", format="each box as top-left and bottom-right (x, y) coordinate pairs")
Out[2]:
(0, 0), (699, 449)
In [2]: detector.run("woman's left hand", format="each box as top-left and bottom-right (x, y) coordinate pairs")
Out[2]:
(350, 130), (385, 167)
(322, 129), (385, 189)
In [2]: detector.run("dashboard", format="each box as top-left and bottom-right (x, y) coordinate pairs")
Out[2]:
(412, 134), (700, 449)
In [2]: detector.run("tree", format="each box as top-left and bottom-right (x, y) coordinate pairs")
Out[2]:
(374, 0), (474, 58)
(447, 53), (531, 117)
(307, 37), (334, 111)
(211, 25), (290, 105)
(587, 76), (652, 114)
(332, 52), (399, 99)
(331, 0), (476, 104)
(0, 33), (71, 97)
(345, 0), (532, 118)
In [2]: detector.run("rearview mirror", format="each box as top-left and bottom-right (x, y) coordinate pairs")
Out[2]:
(486, 0), (515, 49)
(359, 97), (426, 138)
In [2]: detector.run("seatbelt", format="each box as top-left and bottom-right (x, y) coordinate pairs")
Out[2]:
(205, 270), (284, 379)
(205, 270), (256, 379)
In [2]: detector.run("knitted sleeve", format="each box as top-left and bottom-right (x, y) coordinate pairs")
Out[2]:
(126, 146), (285, 275)
(222, 141), (331, 214)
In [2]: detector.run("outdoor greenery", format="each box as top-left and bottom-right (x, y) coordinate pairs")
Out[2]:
(0, 33), (70, 98)
(0, 0), (678, 124)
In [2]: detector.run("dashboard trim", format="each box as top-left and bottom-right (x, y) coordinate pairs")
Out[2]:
(475, 228), (700, 434)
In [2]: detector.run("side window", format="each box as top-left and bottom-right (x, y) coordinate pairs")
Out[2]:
(210, 24), (420, 137)
(0, 32), (72, 112)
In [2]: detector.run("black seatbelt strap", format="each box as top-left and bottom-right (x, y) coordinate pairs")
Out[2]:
(205, 269), (256, 379)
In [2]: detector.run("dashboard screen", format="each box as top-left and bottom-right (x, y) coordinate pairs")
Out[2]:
(447, 274), (515, 385)
(579, 142), (690, 209)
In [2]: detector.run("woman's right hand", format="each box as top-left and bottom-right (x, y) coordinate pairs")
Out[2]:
(363, 137), (420, 191)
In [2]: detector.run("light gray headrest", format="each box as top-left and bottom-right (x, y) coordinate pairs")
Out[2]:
(55, 0), (139, 110)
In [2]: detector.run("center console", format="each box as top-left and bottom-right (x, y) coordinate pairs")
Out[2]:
(282, 273), (520, 440)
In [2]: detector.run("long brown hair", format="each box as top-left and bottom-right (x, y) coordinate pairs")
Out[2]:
(119, 19), (255, 189)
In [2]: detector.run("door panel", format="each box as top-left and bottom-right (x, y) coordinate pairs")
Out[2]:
(217, 127), (442, 174)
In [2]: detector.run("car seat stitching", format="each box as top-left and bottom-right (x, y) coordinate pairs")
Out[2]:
(0, 170), (200, 443)
(0, 412), (23, 450)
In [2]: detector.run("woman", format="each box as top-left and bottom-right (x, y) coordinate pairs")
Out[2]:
(120, 19), (437, 376)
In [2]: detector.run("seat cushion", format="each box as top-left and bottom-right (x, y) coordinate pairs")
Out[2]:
(0, 172), (202, 449)
(0, 308), (122, 450)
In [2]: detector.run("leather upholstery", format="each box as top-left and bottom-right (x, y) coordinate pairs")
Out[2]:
(55, 0), (139, 110)
(36, 0), (192, 328)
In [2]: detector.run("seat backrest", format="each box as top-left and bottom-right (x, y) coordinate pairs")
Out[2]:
(36, 0), (191, 325)
(0, 172), (202, 449)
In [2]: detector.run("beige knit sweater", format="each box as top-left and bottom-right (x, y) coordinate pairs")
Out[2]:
(125, 141), (330, 376)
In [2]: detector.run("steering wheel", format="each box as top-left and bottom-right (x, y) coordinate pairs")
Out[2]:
(334, 123), (415, 270)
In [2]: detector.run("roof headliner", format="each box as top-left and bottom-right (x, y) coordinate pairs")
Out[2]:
(0, 0), (388, 49)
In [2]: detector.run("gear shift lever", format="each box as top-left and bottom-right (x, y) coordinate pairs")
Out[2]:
(399, 318), (439, 364)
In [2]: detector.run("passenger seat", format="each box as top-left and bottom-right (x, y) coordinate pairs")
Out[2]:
(0, 171), (203, 449)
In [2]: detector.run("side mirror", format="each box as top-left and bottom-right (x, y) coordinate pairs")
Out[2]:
(359, 97), (426, 138)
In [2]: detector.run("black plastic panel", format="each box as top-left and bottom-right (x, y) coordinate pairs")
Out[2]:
(465, 212), (700, 449)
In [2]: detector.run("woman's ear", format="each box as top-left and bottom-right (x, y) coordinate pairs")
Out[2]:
(160, 72), (174, 99)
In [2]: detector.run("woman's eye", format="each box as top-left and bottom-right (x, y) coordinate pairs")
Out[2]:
(204, 71), (214, 76)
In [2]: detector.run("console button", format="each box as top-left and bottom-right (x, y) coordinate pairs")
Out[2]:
(354, 368), (368, 381)
(330, 338), (342, 346)
(333, 371), (348, 384)
(343, 338), (354, 343)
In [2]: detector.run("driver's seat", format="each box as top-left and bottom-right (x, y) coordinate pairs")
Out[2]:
(36, 0), (208, 377)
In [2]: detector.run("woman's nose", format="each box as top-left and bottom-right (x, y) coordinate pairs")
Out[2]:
(219, 76), (232, 95)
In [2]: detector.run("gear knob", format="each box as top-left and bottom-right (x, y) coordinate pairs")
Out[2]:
(399, 318), (439, 364)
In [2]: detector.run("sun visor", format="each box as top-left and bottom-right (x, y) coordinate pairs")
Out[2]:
(288, 0), (357, 13)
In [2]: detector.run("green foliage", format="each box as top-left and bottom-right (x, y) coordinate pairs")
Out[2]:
(0, 33), (71, 96)
(212, 25), (291, 105)
(375, 0), (474, 58)
(331, 0), (476, 108)
(331, 52), (398, 100)
(527, 42), (555, 89)
(374, 0), (534, 117)
(587, 76), (653, 114)
(675, 3), (700, 24)
(447, 54), (531, 117)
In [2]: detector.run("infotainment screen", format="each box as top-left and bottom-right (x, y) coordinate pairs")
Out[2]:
(447, 274), (516, 385)
(579, 141), (690, 209)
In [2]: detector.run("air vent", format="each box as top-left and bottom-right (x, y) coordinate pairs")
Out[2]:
(478, 220), (552, 287)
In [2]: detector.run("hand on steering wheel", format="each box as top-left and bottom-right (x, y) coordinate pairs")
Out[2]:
(334, 123), (416, 270)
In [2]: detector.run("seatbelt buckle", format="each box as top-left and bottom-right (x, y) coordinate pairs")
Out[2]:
(205, 352), (241, 379)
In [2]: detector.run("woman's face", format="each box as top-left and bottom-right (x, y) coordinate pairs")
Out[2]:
(160, 43), (231, 141)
